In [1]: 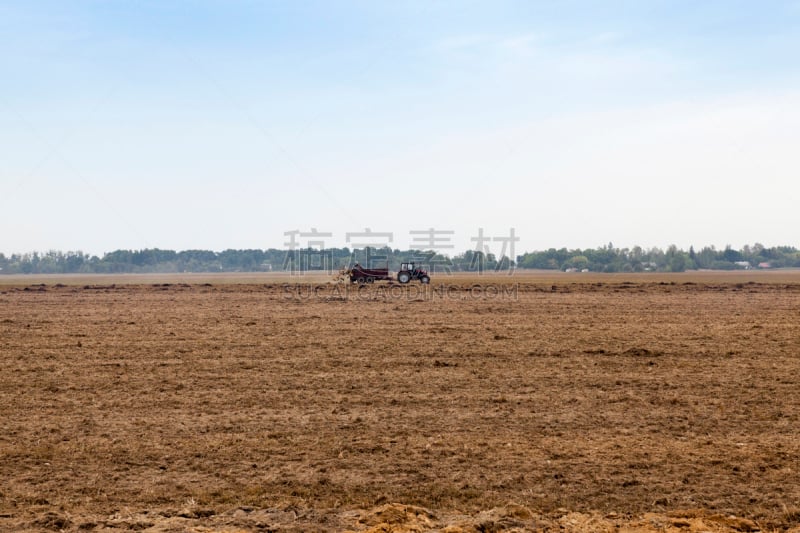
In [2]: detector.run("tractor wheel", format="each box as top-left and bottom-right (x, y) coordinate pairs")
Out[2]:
(366, 277), (374, 284)
(398, 272), (411, 284)
(357, 277), (366, 285)
(420, 275), (430, 284)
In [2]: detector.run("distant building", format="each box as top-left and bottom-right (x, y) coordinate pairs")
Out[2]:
(734, 261), (751, 269)
(758, 262), (772, 269)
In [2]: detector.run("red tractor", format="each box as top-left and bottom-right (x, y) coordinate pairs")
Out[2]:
(347, 262), (430, 284)
(396, 262), (430, 284)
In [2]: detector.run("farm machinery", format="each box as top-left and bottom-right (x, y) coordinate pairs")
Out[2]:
(342, 262), (430, 284)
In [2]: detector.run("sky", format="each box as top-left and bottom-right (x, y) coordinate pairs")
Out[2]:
(1, 0), (799, 257)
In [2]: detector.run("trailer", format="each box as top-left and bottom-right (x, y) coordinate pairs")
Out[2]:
(349, 263), (392, 284)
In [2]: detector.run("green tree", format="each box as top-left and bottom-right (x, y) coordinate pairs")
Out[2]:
(566, 255), (590, 270)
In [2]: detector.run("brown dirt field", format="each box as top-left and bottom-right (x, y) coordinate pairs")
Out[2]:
(1, 272), (800, 532)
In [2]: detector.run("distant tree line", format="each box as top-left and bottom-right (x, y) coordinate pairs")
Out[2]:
(0, 247), (506, 274)
(516, 243), (800, 272)
(0, 243), (798, 274)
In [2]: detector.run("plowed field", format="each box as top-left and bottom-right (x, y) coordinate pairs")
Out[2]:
(1, 272), (799, 531)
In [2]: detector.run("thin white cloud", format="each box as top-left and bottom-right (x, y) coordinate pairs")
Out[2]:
(554, 46), (687, 81)
(434, 34), (493, 52)
(592, 31), (624, 45)
(432, 31), (685, 85)
(497, 33), (541, 54)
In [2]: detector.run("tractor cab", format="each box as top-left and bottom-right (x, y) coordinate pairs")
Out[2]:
(400, 262), (417, 273)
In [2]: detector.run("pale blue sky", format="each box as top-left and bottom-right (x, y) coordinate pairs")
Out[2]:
(2, 1), (799, 255)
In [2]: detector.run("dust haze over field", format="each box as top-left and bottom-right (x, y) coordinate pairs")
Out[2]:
(1, 272), (800, 531)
